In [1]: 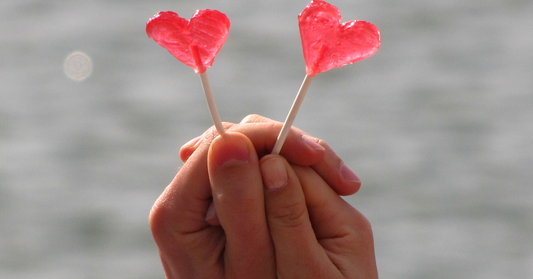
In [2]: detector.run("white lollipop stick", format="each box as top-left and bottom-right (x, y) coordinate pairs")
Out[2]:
(191, 44), (226, 135)
(271, 74), (314, 154)
(199, 72), (226, 135)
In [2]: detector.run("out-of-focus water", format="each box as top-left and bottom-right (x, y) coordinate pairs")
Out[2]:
(1, 0), (532, 278)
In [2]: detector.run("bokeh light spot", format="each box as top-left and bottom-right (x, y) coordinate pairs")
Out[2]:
(64, 51), (93, 81)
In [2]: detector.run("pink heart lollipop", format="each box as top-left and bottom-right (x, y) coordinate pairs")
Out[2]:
(146, 10), (230, 134)
(146, 10), (230, 74)
(272, 0), (380, 154)
(299, 0), (380, 76)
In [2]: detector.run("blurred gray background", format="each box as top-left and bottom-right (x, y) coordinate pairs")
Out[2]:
(1, 0), (532, 278)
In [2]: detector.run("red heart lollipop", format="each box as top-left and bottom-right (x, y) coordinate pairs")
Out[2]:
(146, 10), (230, 74)
(299, 0), (380, 76)
(272, 0), (380, 154)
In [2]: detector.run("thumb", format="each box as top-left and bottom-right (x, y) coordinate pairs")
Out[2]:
(260, 155), (339, 278)
(207, 132), (275, 278)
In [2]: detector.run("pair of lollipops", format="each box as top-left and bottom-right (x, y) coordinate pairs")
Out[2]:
(146, 0), (380, 154)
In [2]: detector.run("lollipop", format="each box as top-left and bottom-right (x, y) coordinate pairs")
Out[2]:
(146, 10), (230, 134)
(271, 0), (380, 154)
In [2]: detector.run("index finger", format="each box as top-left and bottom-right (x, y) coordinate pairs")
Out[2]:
(240, 114), (361, 196)
(180, 121), (326, 166)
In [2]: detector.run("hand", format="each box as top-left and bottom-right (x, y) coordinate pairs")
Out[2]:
(180, 114), (362, 196)
(150, 121), (325, 278)
(182, 114), (362, 226)
(149, 115), (376, 278)
(260, 155), (377, 278)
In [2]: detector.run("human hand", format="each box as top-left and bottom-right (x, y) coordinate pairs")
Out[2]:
(260, 154), (377, 278)
(149, 123), (326, 278)
(149, 115), (375, 278)
(180, 114), (362, 196)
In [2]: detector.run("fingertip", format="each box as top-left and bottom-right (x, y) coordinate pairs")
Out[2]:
(260, 155), (289, 191)
(240, 114), (275, 124)
(204, 201), (221, 226)
(336, 163), (362, 195)
(179, 135), (203, 162)
(309, 139), (363, 196)
(340, 162), (361, 183)
(179, 147), (193, 162)
(239, 114), (255, 124)
(209, 132), (253, 168)
(336, 181), (362, 196)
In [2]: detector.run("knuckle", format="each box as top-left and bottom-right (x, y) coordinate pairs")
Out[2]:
(345, 207), (374, 242)
(355, 213), (374, 236)
(148, 198), (170, 238)
(148, 208), (167, 241)
(269, 200), (308, 229)
(148, 190), (182, 241)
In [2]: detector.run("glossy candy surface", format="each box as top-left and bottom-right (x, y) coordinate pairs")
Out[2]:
(299, 0), (380, 76)
(146, 10), (230, 74)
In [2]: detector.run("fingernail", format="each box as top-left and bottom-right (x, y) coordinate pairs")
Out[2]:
(183, 135), (202, 148)
(240, 115), (252, 124)
(262, 157), (289, 191)
(340, 162), (361, 183)
(180, 135), (204, 162)
(212, 135), (250, 167)
(205, 201), (216, 221)
(302, 135), (325, 152)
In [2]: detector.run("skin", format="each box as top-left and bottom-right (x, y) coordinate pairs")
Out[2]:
(149, 114), (377, 278)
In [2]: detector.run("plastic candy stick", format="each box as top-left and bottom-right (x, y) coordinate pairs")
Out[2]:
(147, 10), (230, 134)
(271, 0), (380, 154)
(271, 75), (314, 155)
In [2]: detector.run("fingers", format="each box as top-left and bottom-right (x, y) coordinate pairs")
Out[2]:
(239, 113), (274, 124)
(179, 114), (363, 196)
(242, 114), (362, 195)
(260, 155), (342, 278)
(232, 122), (326, 165)
(149, 140), (222, 278)
(207, 132), (276, 278)
(293, 166), (378, 278)
(180, 120), (326, 166)
(179, 135), (203, 162)
(310, 140), (361, 195)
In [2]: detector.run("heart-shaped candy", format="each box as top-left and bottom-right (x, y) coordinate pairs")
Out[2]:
(299, 0), (380, 76)
(146, 10), (230, 74)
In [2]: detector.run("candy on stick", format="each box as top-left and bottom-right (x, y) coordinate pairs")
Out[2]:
(146, 10), (230, 134)
(271, 0), (380, 154)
